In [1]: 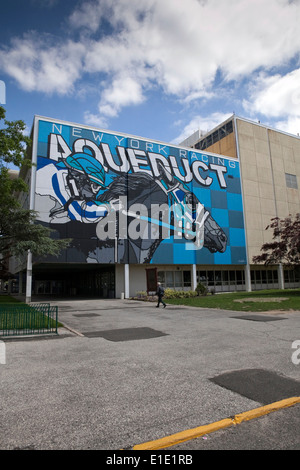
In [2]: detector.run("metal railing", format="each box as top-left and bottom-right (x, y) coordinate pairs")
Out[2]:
(0, 303), (58, 337)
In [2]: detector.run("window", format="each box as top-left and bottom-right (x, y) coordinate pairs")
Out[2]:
(207, 271), (214, 286)
(255, 271), (261, 282)
(222, 271), (229, 284)
(194, 120), (234, 151)
(285, 173), (298, 189)
(236, 270), (244, 285)
(215, 271), (222, 285)
(199, 271), (207, 283)
(183, 271), (191, 287)
(158, 270), (191, 289)
(174, 271), (182, 287)
(166, 271), (174, 287)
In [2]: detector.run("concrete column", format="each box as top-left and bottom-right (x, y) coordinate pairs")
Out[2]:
(278, 264), (284, 289)
(25, 251), (32, 304)
(192, 264), (197, 291)
(124, 263), (129, 299)
(244, 264), (251, 292)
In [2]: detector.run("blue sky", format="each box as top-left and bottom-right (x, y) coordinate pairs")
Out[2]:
(1, 0), (300, 147)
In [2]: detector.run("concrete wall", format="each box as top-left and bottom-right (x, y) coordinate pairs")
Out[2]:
(115, 264), (151, 298)
(236, 118), (300, 263)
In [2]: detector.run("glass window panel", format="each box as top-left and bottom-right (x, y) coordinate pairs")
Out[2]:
(215, 271), (222, 285)
(236, 271), (243, 284)
(45, 281), (51, 294)
(285, 173), (298, 189)
(222, 271), (229, 284)
(183, 270), (191, 286)
(222, 271), (229, 281)
(166, 271), (173, 287)
(206, 135), (212, 147)
(174, 271), (182, 287)
(207, 271), (214, 285)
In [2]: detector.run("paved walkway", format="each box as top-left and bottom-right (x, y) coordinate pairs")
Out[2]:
(1, 297), (300, 450)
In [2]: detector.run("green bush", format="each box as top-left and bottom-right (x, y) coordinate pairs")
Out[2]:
(164, 288), (198, 299)
(195, 282), (208, 296)
(136, 291), (147, 298)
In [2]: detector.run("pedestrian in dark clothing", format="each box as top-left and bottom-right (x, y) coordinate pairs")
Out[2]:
(156, 282), (166, 308)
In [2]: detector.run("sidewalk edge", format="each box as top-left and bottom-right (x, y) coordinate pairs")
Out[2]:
(132, 396), (300, 450)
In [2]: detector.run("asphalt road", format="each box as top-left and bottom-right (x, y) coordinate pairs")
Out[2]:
(0, 297), (299, 453)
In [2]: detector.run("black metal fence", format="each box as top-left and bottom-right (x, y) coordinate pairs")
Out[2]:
(0, 303), (58, 337)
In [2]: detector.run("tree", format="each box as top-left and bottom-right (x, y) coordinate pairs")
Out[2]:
(252, 214), (300, 266)
(0, 106), (32, 168)
(0, 106), (70, 278)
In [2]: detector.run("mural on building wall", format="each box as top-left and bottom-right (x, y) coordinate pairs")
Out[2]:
(35, 119), (247, 265)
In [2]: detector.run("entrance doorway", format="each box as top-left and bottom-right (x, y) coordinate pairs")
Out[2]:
(32, 264), (115, 298)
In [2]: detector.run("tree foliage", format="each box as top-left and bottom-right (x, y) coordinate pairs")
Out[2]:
(0, 106), (32, 169)
(0, 106), (70, 277)
(253, 214), (300, 266)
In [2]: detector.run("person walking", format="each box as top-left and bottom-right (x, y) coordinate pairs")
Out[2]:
(156, 282), (166, 308)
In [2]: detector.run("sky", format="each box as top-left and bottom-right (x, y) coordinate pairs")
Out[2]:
(1, 0), (300, 148)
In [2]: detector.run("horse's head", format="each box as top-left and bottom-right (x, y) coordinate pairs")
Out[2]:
(204, 214), (227, 253)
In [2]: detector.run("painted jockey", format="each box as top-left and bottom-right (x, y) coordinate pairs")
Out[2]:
(44, 151), (119, 223)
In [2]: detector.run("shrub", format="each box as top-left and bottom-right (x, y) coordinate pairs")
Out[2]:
(195, 282), (208, 296)
(164, 288), (198, 299)
(136, 291), (147, 298)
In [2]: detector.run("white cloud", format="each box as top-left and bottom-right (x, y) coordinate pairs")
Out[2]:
(83, 111), (109, 129)
(1, 0), (300, 126)
(244, 69), (300, 117)
(243, 68), (300, 135)
(98, 75), (145, 116)
(275, 116), (300, 136)
(0, 34), (85, 95)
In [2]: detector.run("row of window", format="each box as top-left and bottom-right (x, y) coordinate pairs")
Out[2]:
(158, 270), (192, 288)
(157, 268), (300, 290)
(194, 120), (234, 151)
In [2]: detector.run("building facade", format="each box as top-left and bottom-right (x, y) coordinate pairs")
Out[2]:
(10, 115), (300, 300)
(190, 115), (300, 291)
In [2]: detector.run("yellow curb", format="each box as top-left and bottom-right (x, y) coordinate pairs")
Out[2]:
(132, 396), (300, 451)
(234, 396), (300, 424)
(133, 418), (234, 450)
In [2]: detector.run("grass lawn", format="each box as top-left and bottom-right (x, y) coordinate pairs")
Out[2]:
(0, 295), (61, 333)
(165, 289), (300, 312)
(0, 294), (21, 303)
